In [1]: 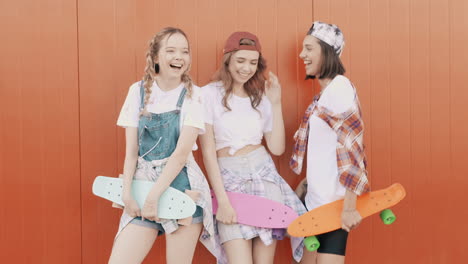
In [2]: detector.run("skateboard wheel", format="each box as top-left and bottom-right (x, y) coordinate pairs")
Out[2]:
(304, 236), (320, 252)
(380, 209), (396, 225)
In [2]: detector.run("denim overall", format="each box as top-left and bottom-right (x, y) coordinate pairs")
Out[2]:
(132, 81), (202, 232)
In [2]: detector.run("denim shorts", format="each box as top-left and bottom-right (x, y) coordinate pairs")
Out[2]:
(130, 213), (203, 234)
(130, 166), (203, 234)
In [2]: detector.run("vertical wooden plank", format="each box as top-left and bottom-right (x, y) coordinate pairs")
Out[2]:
(1, 2), (34, 262)
(16, 2), (44, 261)
(409, 0), (432, 263)
(368, 0), (393, 261)
(429, 0), (452, 263)
(387, 1), (412, 263)
(449, 0), (468, 261)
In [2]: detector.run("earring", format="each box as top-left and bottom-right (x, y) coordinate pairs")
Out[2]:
(154, 63), (160, 73)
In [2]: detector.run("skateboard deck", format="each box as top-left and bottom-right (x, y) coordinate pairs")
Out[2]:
(288, 183), (406, 237)
(92, 176), (196, 219)
(211, 191), (298, 228)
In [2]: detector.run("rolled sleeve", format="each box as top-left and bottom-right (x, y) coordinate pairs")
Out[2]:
(117, 82), (141, 128)
(182, 88), (206, 134)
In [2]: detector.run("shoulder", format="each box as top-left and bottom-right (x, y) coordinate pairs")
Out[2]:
(129, 80), (143, 92)
(201, 81), (224, 98)
(125, 80), (144, 99)
(327, 75), (354, 97)
(320, 75), (356, 112)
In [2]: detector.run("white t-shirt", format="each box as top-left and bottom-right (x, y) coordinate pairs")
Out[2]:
(202, 82), (273, 155)
(305, 75), (357, 211)
(117, 81), (205, 150)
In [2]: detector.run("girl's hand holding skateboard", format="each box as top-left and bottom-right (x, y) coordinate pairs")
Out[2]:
(141, 194), (160, 222)
(122, 192), (142, 218)
(216, 201), (237, 225)
(341, 209), (362, 232)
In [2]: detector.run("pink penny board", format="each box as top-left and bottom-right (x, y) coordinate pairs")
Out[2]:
(211, 191), (298, 228)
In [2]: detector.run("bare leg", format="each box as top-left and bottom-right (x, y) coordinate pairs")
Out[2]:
(108, 223), (158, 264)
(223, 238), (253, 264)
(165, 222), (203, 264)
(295, 248), (317, 264)
(252, 237), (277, 264)
(317, 253), (345, 264)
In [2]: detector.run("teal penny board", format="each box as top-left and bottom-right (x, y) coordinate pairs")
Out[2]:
(92, 176), (196, 219)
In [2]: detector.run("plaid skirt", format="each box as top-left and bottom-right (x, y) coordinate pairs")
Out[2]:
(215, 146), (307, 263)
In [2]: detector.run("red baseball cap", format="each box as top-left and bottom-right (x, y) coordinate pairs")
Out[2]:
(223, 31), (262, 54)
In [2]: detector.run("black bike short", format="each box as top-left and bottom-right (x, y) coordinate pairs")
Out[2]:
(316, 229), (349, 256)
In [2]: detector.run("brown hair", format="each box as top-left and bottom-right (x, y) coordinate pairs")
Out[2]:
(141, 27), (193, 115)
(307, 39), (345, 80)
(213, 38), (267, 111)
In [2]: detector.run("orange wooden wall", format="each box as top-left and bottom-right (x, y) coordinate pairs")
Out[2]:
(1, 0), (468, 263)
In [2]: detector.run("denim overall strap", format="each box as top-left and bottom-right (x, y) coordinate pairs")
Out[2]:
(139, 80), (145, 110)
(176, 87), (187, 110)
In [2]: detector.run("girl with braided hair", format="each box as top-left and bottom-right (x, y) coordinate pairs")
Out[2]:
(109, 27), (218, 264)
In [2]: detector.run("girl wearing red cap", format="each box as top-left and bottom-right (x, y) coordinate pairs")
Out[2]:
(291, 21), (370, 263)
(200, 31), (307, 264)
(109, 27), (217, 264)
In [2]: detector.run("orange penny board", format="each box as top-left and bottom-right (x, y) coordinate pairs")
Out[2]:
(288, 183), (406, 237)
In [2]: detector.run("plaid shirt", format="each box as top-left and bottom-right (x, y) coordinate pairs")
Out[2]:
(290, 89), (370, 195)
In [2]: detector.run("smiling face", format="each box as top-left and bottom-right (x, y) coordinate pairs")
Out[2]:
(228, 49), (260, 86)
(155, 33), (190, 80)
(299, 35), (323, 77)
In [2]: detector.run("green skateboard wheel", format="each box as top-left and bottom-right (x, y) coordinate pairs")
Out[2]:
(304, 236), (320, 252)
(380, 209), (396, 225)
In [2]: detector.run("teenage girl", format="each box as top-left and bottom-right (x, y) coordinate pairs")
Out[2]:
(200, 31), (307, 264)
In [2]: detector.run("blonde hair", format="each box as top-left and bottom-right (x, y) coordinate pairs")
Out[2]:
(141, 27), (193, 115)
